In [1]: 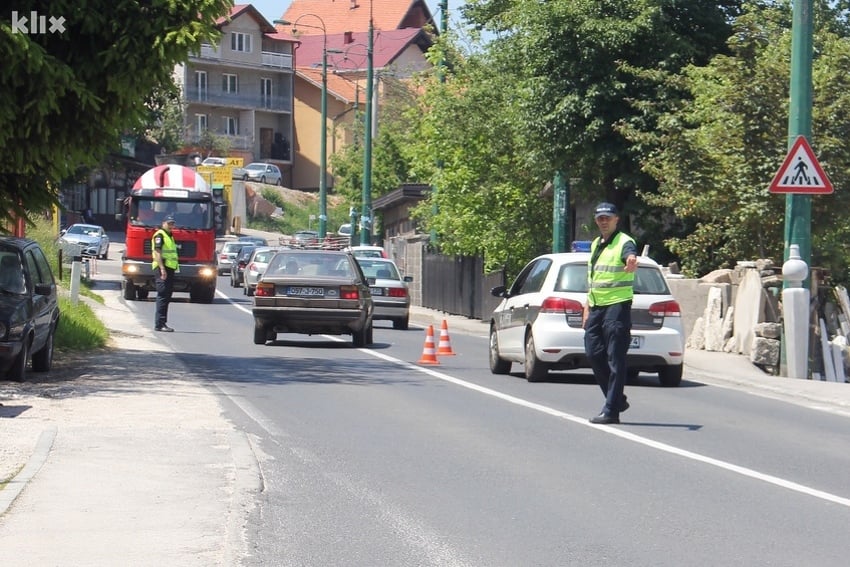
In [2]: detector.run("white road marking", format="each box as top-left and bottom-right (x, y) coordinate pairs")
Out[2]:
(220, 289), (850, 508)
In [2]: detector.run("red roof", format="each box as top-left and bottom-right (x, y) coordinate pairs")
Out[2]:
(278, 0), (435, 35)
(292, 28), (431, 71)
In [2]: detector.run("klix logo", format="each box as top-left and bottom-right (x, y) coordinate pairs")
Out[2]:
(10, 10), (66, 34)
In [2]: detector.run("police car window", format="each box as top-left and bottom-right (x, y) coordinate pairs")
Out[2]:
(555, 264), (589, 293)
(516, 259), (551, 295)
(633, 266), (671, 295)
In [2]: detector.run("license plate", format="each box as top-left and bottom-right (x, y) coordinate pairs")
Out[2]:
(630, 336), (641, 349)
(286, 286), (324, 297)
(370, 287), (383, 296)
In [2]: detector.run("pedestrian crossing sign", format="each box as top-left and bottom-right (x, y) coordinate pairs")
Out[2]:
(768, 136), (833, 194)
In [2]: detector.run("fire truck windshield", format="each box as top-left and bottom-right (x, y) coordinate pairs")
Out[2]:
(130, 198), (213, 229)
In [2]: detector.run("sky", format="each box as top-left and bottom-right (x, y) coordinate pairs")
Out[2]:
(247, 0), (469, 35)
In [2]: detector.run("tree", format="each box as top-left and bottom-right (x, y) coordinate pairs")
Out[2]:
(0, 0), (231, 229)
(632, 2), (850, 280)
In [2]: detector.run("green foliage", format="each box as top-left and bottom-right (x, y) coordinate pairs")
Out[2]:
(632, 2), (850, 281)
(0, 0), (232, 229)
(56, 296), (110, 350)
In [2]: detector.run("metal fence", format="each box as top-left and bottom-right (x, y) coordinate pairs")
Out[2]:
(421, 252), (505, 320)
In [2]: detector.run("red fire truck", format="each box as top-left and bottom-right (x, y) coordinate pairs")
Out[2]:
(118, 164), (219, 303)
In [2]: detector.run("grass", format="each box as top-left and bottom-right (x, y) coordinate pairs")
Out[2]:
(250, 187), (352, 235)
(28, 217), (110, 352)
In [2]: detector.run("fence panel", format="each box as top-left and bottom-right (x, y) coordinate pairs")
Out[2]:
(422, 252), (505, 320)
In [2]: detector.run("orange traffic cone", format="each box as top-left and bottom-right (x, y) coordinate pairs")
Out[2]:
(417, 325), (440, 365)
(437, 319), (456, 356)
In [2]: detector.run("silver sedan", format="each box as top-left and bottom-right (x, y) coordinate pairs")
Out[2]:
(58, 224), (110, 259)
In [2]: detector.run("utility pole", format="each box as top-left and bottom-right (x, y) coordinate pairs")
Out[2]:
(360, 4), (374, 245)
(431, 0), (448, 246)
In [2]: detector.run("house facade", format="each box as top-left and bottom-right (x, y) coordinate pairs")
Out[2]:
(174, 5), (297, 183)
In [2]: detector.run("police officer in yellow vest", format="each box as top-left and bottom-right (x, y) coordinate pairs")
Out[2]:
(152, 215), (179, 332)
(583, 202), (638, 424)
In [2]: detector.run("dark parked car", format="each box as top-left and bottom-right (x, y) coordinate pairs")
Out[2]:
(0, 236), (61, 381)
(252, 250), (374, 347)
(229, 245), (257, 288)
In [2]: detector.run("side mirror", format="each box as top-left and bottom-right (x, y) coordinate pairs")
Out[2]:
(491, 285), (507, 298)
(403, 275), (413, 283)
(366, 277), (376, 285)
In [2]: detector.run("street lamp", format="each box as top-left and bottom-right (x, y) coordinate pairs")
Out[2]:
(276, 15), (333, 239)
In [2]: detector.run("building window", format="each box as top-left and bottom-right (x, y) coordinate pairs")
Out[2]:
(196, 114), (208, 133)
(223, 116), (238, 135)
(261, 78), (273, 109)
(222, 73), (238, 94)
(231, 32), (251, 53)
(195, 71), (207, 101)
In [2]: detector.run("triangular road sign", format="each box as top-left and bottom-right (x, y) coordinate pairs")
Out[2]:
(769, 136), (833, 194)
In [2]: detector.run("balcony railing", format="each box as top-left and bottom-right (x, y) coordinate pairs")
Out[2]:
(187, 133), (253, 151)
(184, 87), (292, 112)
(193, 43), (293, 70)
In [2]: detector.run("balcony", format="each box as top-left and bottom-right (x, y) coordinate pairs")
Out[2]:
(184, 87), (292, 112)
(187, 133), (253, 151)
(193, 44), (293, 70)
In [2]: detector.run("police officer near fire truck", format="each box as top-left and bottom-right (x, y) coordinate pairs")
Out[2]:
(152, 215), (179, 332)
(582, 202), (638, 424)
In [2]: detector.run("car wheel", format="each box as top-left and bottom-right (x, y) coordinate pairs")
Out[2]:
(246, 285), (254, 297)
(253, 322), (269, 345)
(101, 247), (108, 260)
(658, 364), (683, 387)
(627, 368), (641, 385)
(242, 174), (248, 181)
(260, 176), (266, 184)
(352, 326), (368, 348)
(366, 322), (373, 345)
(137, 288), (149, 300)
(392, 316), (409, 330)
(230, 273), (237, 287)
(489, 326), (512, 375)
(276, 177), (282, 186)
(8, 337), (29, 382)
(31, 323), (55, 372)
(524, 332), (548, 382)
(123, 280), (137, 300)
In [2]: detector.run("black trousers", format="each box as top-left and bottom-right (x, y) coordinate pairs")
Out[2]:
(584, 300), (631, 416)
(154, 267), (175, 328)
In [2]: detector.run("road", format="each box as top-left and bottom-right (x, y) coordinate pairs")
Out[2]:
(115, 267), (850, 566)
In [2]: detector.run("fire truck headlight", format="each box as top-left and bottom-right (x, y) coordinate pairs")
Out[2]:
(123, 264), (139, 275)
(199, 267), (215, 278)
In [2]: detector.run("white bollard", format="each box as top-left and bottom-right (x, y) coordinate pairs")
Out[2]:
(70, 258), (82, 305)
(782, 244), (809, 379)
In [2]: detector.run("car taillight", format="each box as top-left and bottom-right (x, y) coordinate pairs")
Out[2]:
(388, 288), (407, 298)
(247, 262), (256, 272)
(340, 285), (360, 300)
(219, 253), (228, 260)
(256, 282), (275, 297)
(649, 300), (681, 317)
(540, 297), (584, 314)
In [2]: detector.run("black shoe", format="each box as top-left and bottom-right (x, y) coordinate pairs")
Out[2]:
(589, 413), (619, 425)
(155, 325), (174, 332)
(620, 399), (630, 413)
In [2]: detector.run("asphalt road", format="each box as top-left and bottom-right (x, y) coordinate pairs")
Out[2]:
(111, 268), (850, 567)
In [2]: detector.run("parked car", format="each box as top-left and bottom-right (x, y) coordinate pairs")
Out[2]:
(337, 223), (352, 237)
(217, 241), (250, 275)
(354, 257), (412, 329)
(240, 163), (282, 185)
(292, 230), (319, 248)
(58, 223), (110, 260)
(202, 157), (227, 167)
(229, 245), (257, 288)
(489, 252), (685, 385)
(344, 245), (388, 259)
(252, 250), (374, 347)
(242, 246), (281, 296)
(0, 237), (61, 381)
